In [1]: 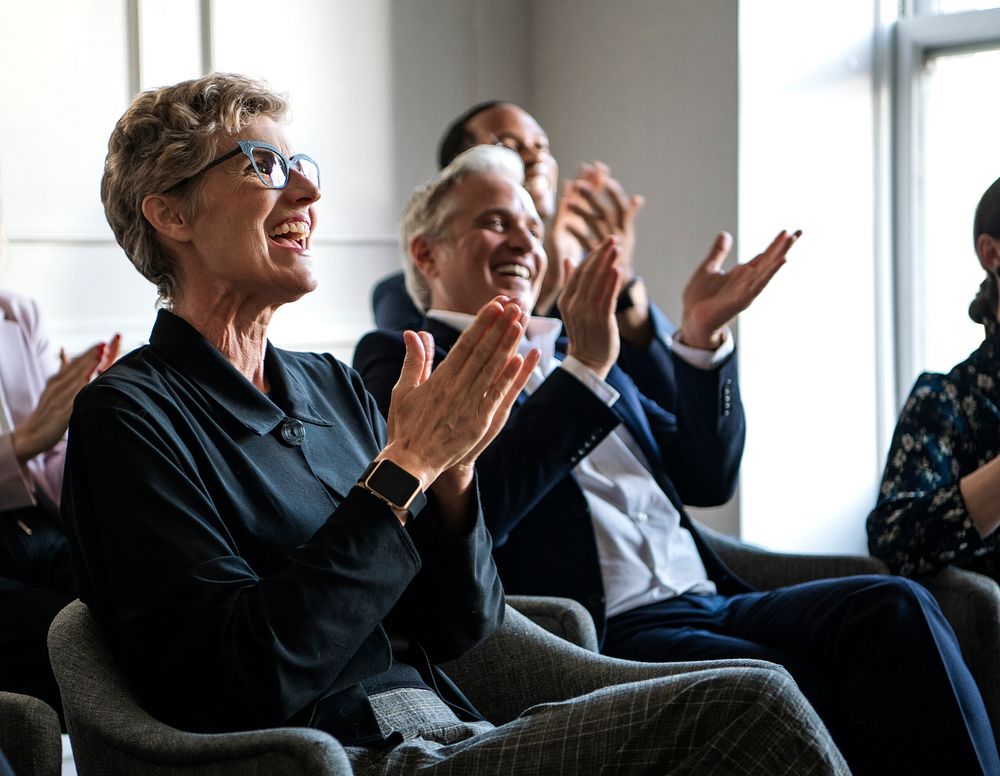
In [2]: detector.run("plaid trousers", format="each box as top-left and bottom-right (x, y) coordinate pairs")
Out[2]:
(344, 664), (849, 775)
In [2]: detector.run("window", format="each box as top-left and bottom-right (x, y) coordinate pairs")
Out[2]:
(894, 6), (1000, 395)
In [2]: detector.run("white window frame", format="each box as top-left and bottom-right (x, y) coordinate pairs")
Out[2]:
(892, 6), (1000, 404)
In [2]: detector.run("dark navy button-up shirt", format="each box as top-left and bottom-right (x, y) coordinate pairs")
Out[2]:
(62, 310), (502, 743)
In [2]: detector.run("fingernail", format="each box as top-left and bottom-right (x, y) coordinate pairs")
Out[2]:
(793, 229), (803, 238)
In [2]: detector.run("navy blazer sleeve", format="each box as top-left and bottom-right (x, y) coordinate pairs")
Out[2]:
(616, 303), (745, 506)
(63, 357), (501, 734)
(355, 323), (742, 548)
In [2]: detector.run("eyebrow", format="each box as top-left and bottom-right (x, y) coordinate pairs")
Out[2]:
(475, 208), (543, 231)
(493, 130), (549, 146)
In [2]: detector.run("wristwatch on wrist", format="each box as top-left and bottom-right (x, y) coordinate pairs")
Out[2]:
(358, 459), (428, 517)
(616, 275), (643, 313)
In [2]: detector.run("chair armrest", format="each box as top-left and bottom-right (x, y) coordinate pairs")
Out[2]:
(918, 566), (1000, 739)
(0, 692), (61, 776)
(49, 601), (353, 776)
(444, 604), (791, 725)
(698, 522), (888, 589)
(128, 727), (354, 773)
(506, 595), (599, 652)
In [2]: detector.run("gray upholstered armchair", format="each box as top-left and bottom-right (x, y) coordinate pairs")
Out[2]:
(0, 691), (62, 776)
(50, 596), (786, 776)
(697, 522), (1000, 740)
(49, 599), (352, 776)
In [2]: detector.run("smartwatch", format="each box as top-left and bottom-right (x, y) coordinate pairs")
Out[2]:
(358, 459), (427, 517)
(616, 275), (643, 313)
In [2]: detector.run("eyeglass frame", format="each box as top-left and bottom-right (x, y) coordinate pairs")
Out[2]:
(170, 139), (321, 192)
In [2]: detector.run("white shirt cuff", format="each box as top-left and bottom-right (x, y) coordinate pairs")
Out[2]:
(560, 356), (620, 407)
(667, 327), (735, 370)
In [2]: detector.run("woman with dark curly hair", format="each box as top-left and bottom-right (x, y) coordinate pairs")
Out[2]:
(869, 175), (1000, 580)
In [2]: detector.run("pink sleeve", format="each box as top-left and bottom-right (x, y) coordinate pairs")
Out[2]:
(0, 292), (63, 509)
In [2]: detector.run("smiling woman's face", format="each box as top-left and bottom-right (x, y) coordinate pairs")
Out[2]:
(418, 172), (547, 316)
(176, 115), (322, 307)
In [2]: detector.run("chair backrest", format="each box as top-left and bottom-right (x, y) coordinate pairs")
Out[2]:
(47, 600), (352, 776)
(0, 691), (61, 776)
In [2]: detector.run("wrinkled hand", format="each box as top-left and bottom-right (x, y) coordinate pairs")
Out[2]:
(558, 237), (623, 379)
(381, 298), (537, 492)
(678, 230), (801, 350)
(12, 333), (122, 463)
(537, 162), (644, 315)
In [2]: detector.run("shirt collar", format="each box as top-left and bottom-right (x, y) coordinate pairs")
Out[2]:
(426, 308), (563, 365)
(148, 310), (333, 435)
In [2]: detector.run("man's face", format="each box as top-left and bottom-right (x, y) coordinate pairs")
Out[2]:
(465, 105), (558, 221)
(418, 172), (547, 316)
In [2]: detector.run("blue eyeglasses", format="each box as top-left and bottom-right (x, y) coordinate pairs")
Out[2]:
(176, 140), (321, 191)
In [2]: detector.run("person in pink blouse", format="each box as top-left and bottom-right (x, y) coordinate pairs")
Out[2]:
(0, 216), (118, 715)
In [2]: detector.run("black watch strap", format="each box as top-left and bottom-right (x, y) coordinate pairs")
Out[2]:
(616, 275), (642, 313)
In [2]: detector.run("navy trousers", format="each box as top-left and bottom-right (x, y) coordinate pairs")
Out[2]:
(604, 575), (998, 776)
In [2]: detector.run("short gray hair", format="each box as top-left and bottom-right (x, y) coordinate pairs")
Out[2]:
(400, 145), (525, 311)
(102, 73), (289, 307)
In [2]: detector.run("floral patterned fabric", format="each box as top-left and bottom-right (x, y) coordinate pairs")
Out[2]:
(868, 322), (1000, 577)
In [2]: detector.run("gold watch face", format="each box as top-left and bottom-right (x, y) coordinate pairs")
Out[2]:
(363, 460), (420, 509)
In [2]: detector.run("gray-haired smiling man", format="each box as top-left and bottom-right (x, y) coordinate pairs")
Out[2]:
(355, 143), (1000, 776)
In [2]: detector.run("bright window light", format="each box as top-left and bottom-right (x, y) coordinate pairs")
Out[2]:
(914, 47), (1000, 379)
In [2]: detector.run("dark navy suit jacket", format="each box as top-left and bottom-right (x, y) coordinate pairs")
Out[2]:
(354, 312), (751, 643)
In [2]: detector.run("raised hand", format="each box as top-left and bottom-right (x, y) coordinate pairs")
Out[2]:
(537, 162), (644, 315)
(380, 297), (536, 492)
(678, 230), (801, 350)
(558, 236), (623, 379)
(11, 333), (122, 464)
(567, 161), (644, 280)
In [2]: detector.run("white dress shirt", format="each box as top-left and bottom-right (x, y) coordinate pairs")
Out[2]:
(426, 310), (729, 617)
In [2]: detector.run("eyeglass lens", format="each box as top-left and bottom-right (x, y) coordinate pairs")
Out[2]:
(250, 147), (320, 190)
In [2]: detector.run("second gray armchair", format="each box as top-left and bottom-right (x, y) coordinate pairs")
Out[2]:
(698, 522), (1000, 740)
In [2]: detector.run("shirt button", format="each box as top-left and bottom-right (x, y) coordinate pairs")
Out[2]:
(280, 418), (306, 446)
(635, 512), (648, 522)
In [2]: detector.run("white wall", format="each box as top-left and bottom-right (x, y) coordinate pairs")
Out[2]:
(528, 0), (741, 534)
(738, 2), (886, 553)
(0, 0), (530, 364)
(0, 0), (888, 548)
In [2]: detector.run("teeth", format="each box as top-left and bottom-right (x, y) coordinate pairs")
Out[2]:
(494, 263), (530, 280)
(268, 221), (311, 239)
